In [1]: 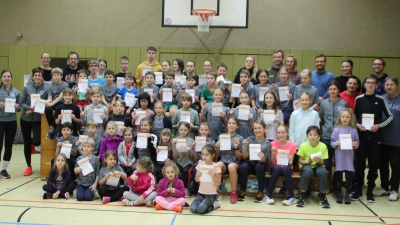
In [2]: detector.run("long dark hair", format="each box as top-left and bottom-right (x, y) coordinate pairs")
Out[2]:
(0, 69), (12, 87)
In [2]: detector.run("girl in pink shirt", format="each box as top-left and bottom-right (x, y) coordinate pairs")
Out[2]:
(190, 144), (221, 215)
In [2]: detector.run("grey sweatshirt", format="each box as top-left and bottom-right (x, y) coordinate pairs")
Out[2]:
(20, 83), (48, 122)
(0, 85), (21, 121)
(81, 104), (109, 137)
(319, 98), (349, 140)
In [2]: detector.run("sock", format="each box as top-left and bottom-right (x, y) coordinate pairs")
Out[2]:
(319, 193), (326, 199)
(2, 161), (9, 171)
(301, 192), (306, 199)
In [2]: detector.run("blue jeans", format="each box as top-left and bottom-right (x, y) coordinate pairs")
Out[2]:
(239, 161), (265, 192)
(267, 164), (294, 196)
(299, 165), (328, 192)
(190, 193), (217, 214)
(76, 184), (95, 201)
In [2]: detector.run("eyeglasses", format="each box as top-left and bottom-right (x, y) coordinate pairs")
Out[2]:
(373, 63), (383, 66)
(365, 82), (376, 85)
(69, 58), (78, 61)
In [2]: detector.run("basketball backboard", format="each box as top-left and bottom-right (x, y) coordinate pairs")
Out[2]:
(162, 0), (249, 28)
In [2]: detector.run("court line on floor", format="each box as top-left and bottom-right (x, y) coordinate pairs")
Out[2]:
(17, 207), (30, 222)
(0, 222), (53, 225)
(0, 198), (398, 221)
(0, 204), (384, 224)
(0, 177), (40, 197)
(359, 200), (385, 223)
(170, 212), (178, 225)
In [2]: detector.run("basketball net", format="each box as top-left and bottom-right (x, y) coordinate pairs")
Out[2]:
(192, 9), (216, 32)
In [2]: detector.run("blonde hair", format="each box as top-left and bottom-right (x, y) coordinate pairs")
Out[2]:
(276, 124), (289, 139)
(123, 127), (134, 137)
(207, 72), (218, 79)
(137, 157), (153, 173)
(336, 108), (357, 128)
(51, 67), (63, 76)
(87, 59), (99, 67)
(278, 66), (290, 77)
(90, 89), (102, 96)
(300, 69), (312, 77)
(115, 99), (126, 107)
(86, 120), (98, 128)
(161, 162), (180, 178)
(82, 138), (95, 147)
(253, 120), (267, 137)
(158, 128), (173, 154)
(106, 121), (118, 131)
(285, 54), (298, 72)
(246, 56), (259, 81)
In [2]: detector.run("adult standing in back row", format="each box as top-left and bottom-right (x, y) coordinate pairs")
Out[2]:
(34, 52), (52, 81)
(361, 58), (389, 95)
(267, 50), (284, 84)
(135, 46), (162, 90)
(311, 54), (334, 103)
(62, 51), (82, 89)
(233, 56), (260, 85)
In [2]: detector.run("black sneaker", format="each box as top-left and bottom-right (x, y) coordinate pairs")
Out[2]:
(0, 170), (10, 179)
(238, 190), (246, 201)
(254, 191), (265, 203)
(42, 192), (52, 199)
(296, 198), (305, 207)
(350, 193), (362, 201)
(306, 189), (312, 198)
(320, 197), (331, 208)
(46, 131), (55, 140)
(366, 193), (375, 203)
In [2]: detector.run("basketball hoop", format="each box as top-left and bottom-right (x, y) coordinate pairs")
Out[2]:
(192, 8), (216, 32)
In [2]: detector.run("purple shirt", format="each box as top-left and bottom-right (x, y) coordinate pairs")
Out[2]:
(330, 126), (359, 171)
(99, 134), (123, 161)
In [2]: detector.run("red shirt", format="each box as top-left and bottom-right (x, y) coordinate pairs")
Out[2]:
(125, 144), (131, 156)
(270, 140), (297, 172)
(339, 90), (361, 110)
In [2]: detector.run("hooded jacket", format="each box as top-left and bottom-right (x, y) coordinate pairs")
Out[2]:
(0, 84), (21, 121)
(117, 140), (136, 164)
(267, 63), (282, 84)
(62, 64), (83, 88)
(319, 98), (349, 140)
(135, 60), (162, 90)
(82, 103), (108, 137)
(289, 107), (320, 147)
(99, 134), (123, 161)
(20, 82), (48, 122)
(127, 171), (156, 198)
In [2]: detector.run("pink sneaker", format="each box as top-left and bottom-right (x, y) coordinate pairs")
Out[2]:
(230, 192), (237, 204)
(23, 167), (32, 176)
(64, 192), (70, 199)
(103, 196), (110, 204)
(119, 196), (124, 201)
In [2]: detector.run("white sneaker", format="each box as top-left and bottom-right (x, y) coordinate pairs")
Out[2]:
(388, 190), (399, 201)
(213, 200), (221, 210)
(282, 197), (297, 206)
(35, 145), (41, 153)
(373, 188), (389, 196)
(265, 195), (275, 205)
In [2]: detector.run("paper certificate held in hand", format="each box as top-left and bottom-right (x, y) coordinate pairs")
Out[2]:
(219, 134), (231, 151)
(180, 111), (191, 123)
(238, 104), (250, 121)
(142, 66), (151, 77)
(106, 173), (121, 187)
(155, 72), (163, 85)
(176, 138), (188, 153)
(93, 109), (103, 123)
(195, 136), (206, 152)
(30, 94), (40, 107)
(362, 114), (374, 130)
(185, 89), (195, 103)
(4, 98), (16, 113)
(277, 149), (289, 165)
(78, 157), (94, 176)
(136, 133), (148, 149)
(198, 74), (206, 86)
(78, 79), (88, 93)
(162, 88), (173, 102)
(310, 152), (322, 161)
(116, 77), (125, 89)
(249, 144), (261, 160)
(61, 110), (72, 124)
(125, 93), (136, 107)
(178, 76), (186, 87)
(278, 86), (290, 101)
(259, 87), (270, 101)
(211, 102), (223, 117)
(157, 146), (168, 162)
(60, 143), (72, 159)
(339, 134), (352, 150)
(293, 99), (301, 109)
(90, 83), (99, 90)
(199, 165), (213, 182)
(134, 110), (146, 125)
(116, 121), (125, 136)
(231, 84), (241, 98)
(34, 99), (46, 113)
(263, 110), (275, 124)
(78, 135), (88, 149)
(143, 88), (154, 102)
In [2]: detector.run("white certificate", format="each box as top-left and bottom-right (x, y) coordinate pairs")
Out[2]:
(198, 74), (207, 86)
(249, 144), (261, 161)
(90, 83), (99, 90)
(180, 111), (191, 123)
(24, 75), (30, 87)
(195, 136), (206, 152)
(142, 66), (151, 77)
(93, 109), (103, 124)
(259, 87), (270, 101)
(116, 121), (125, 136)
(310, 152), (322, 161)
(124, 93), (136, 107)
(106, 173), (120, 187)
(134, 110), (146, 125)
(4, 98), (16, 113)
(362, 114), (374, 130)
(339, 134), (353, 150)
(143, 88), (154, 102)
(278, 86), (289, 101)
(136, 133), (148, 148)
(60, 143), (72, 159)
(61, 110), (72, 124)
(219, 134), (231, 151)
(78, 135), (88, 149)
(263, 110), (275, 124)
(293, 99), (301, 109)
(211, 102), (223, 117)
(30, 94), (40, 107)
(78, 157), (94, 176)
(116, 77), (125, 89)
(157, 146), (168, 162)
(78, 79), (88, 93)
(231, 83), (241, 98)
(176, 138), (187, 153)
(199, 165), (213, 182)
(178, 76), (187, 87)
(185, 89), (195, 103)
(162, 88), (173, 102)
(277, 149), (289, 165)
(217, 75), (224, 83)
(238, 104), (250, 121)
(155, 72), (163, 85)
(34, 99), (46, 113)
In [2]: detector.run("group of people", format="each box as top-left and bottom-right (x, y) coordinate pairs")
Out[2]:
(0, 47), (398, 215)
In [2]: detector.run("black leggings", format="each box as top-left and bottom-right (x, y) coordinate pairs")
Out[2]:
(43, 183), (75, 195)
(45, 102), (61, 127)
(334, 170), (354, 193)
(20, 119), (41, 167)
(98, 186), (130, 202)
(0, 121), (17, 162)
(177, 164), (192, 188)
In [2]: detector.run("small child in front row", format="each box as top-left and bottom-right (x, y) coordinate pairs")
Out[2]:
(191, 144), (222, 214)
(172, 94), (199, 139)
(74, 138), (100, 201)
(85, 120), (103, 157)
(43, 154), (75, 199)
(98, 150), (130, 204)
(151, 101), (172, 141)
(118, 127), (136, 176)
(155, 162), (187, 213)
(296, 126), (330, 208)
(122, 157), (157, 206)
(99, 121), (123, 162)
(331, 108), (359, 204)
